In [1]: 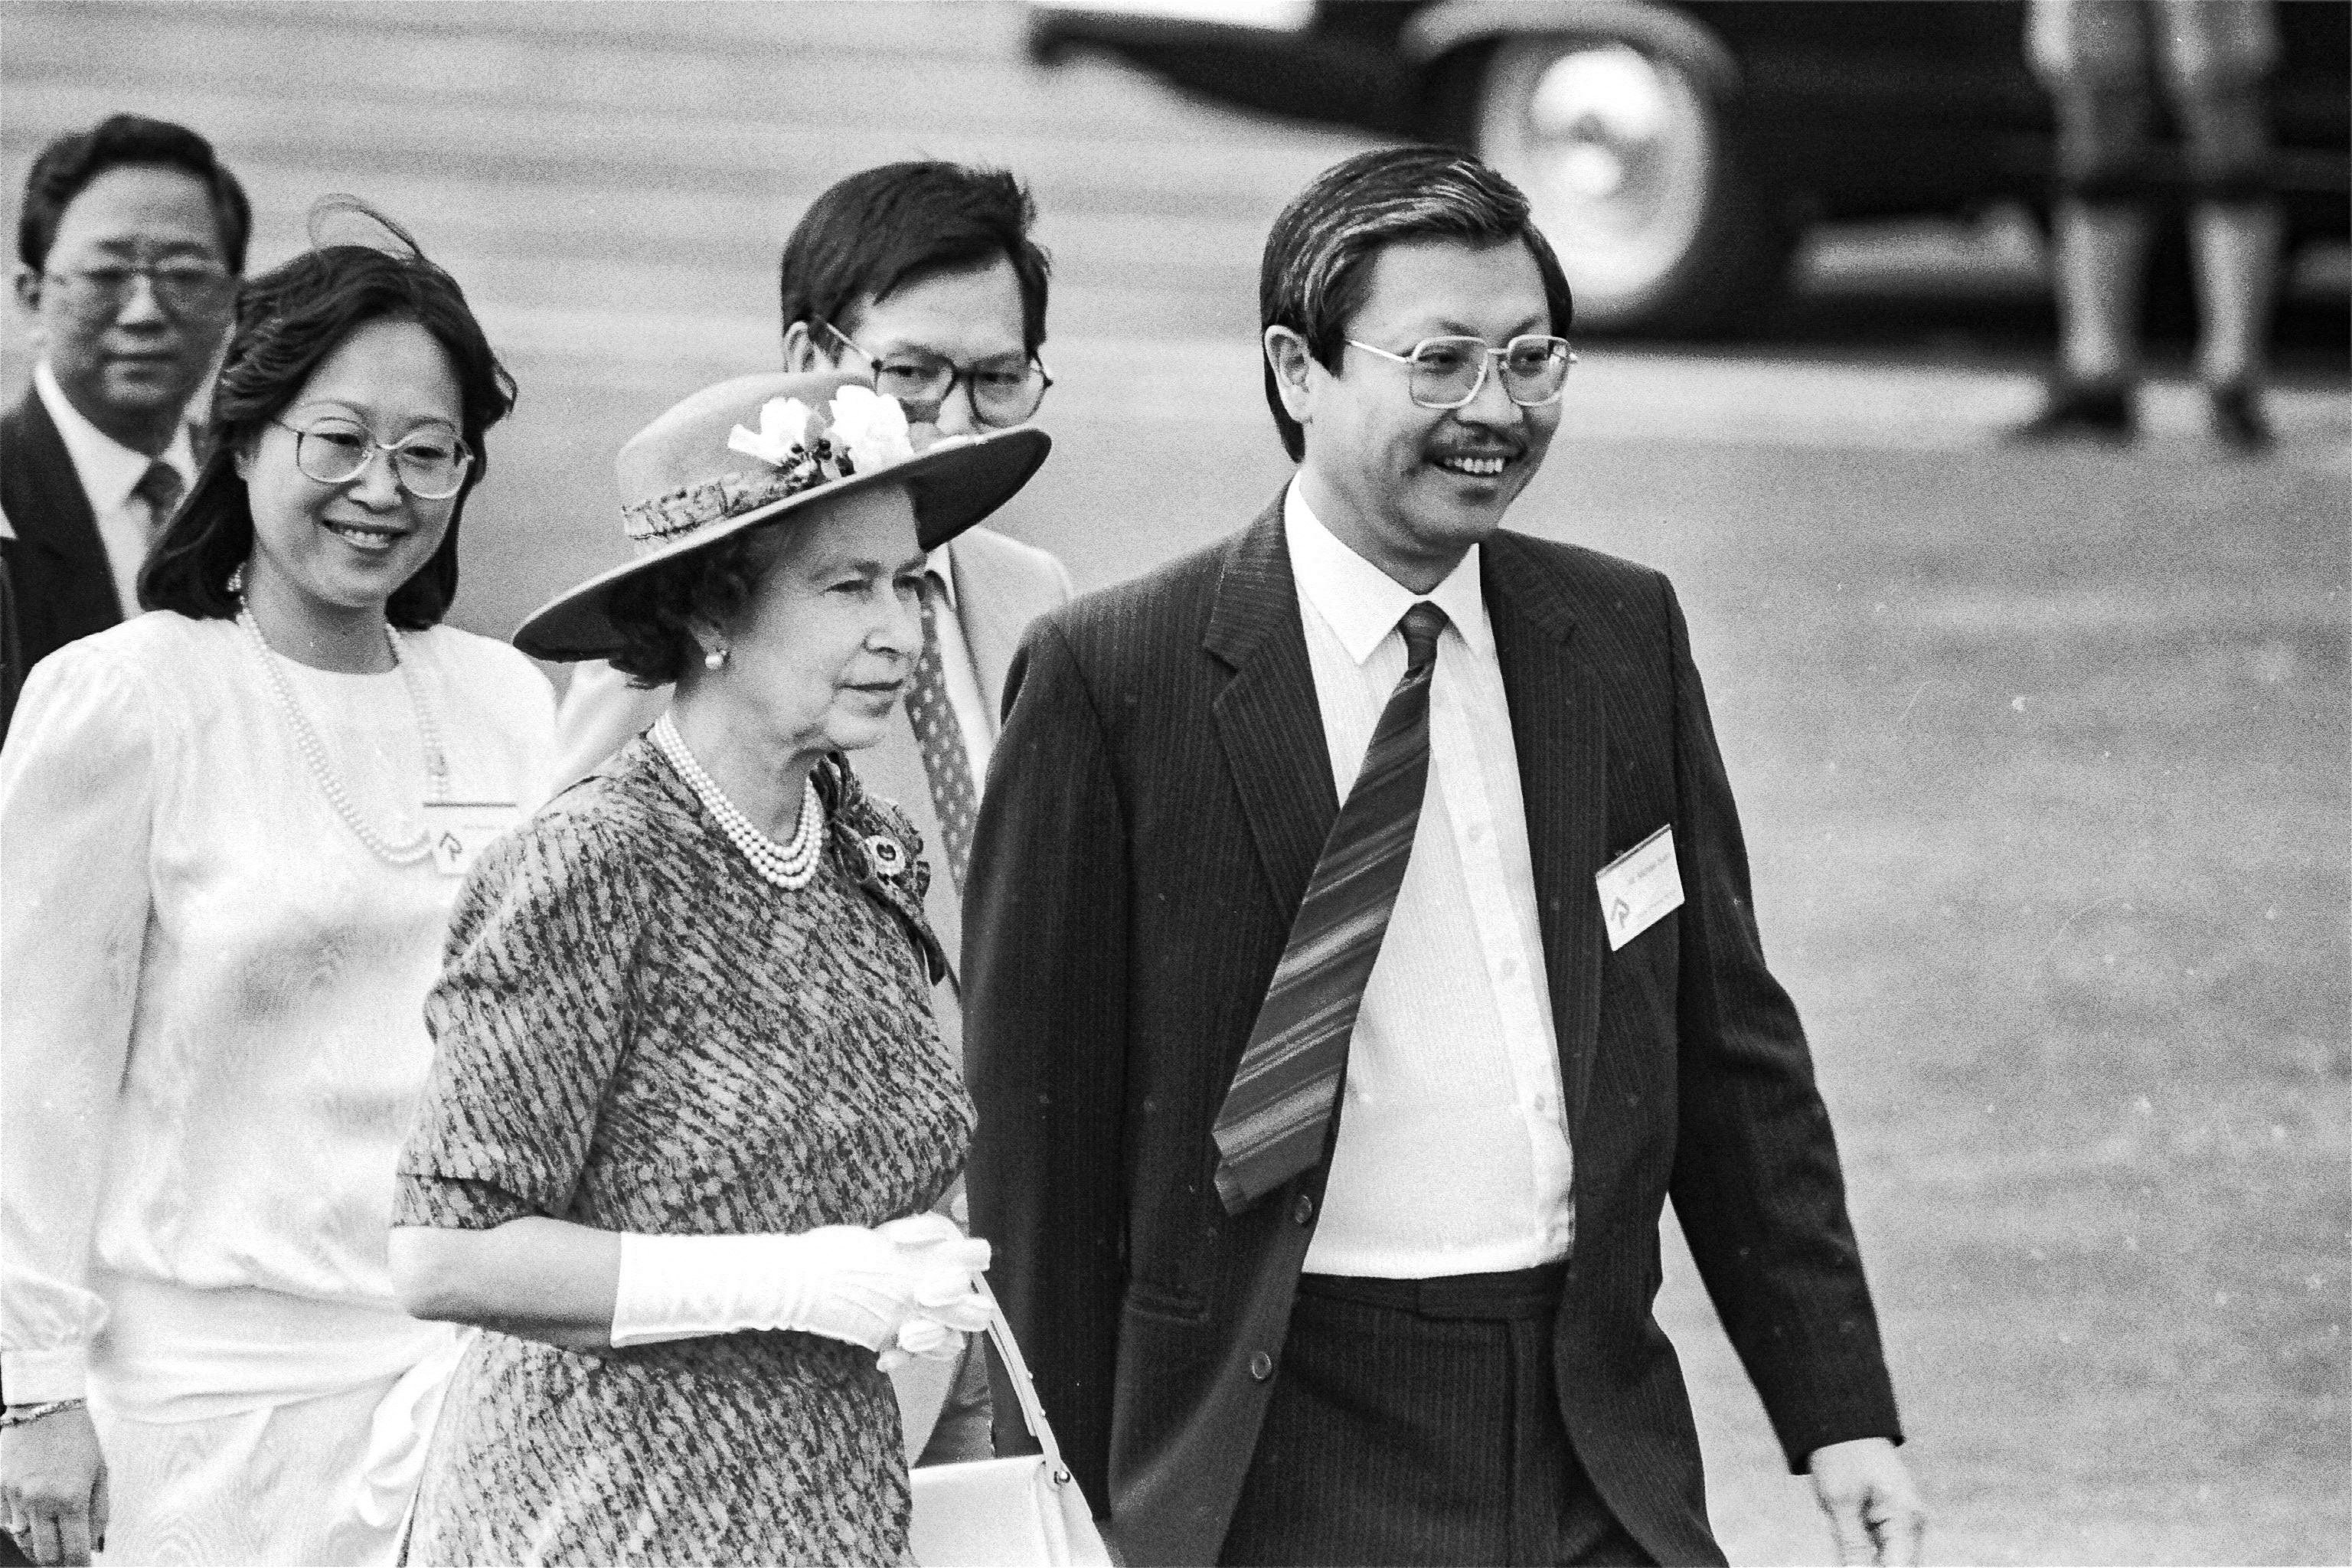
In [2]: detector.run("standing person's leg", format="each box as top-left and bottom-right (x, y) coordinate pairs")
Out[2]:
(2160, 0), (2282, 449)
(2047, 177), (2153, 404)
(2019, 0), (2157, 440)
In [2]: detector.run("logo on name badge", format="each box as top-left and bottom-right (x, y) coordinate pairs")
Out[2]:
(424, 800), (522, 879)
(1595, 825), (1684, 951)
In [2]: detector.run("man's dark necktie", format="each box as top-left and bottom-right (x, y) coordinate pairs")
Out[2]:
(1211, 599), (1446, 1214)
(132, 460), (184, 547)
(904, 577), (979, 892)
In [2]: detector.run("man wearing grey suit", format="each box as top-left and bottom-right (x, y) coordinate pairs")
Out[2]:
(548, 162), (1073, 1463)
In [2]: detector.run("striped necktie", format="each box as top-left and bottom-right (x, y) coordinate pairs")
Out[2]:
(904, 577), (979, 892)
(1211, 599), (1447, 1214)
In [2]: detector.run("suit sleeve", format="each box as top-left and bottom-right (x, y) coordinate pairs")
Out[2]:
(963, 619), (1129, 1512)
(1659, 577), (1903, 1470)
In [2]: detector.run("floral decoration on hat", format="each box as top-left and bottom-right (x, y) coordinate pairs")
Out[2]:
(626, 386), (918, 548)
(727, 384), (915, 482)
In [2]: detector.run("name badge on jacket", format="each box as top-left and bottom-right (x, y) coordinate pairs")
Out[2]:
(1596, 825), (1684, 951)
(424, 800), (521, 878)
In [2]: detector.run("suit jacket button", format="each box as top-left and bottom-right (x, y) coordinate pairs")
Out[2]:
(1249, 1351), (1273, 1381)
(1291, 1193), (1315, 1225)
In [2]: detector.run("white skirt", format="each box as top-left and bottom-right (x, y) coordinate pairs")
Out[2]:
(94, 1374), (402, 1567)
(84, 1277), (465, 1566)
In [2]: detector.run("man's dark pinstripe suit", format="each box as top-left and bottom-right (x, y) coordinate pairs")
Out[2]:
(964, 499), (1902, 1566)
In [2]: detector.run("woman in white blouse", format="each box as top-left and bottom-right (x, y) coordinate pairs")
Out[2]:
(0, 221), (553, 1566)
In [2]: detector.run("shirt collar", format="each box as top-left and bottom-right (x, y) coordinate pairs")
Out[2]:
(34, 360), (198, 514)
(1282, 477), (1493, 666)
(925, 544), (958, 610)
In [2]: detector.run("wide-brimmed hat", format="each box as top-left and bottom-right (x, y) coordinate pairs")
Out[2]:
(514, 369), (1050, 662)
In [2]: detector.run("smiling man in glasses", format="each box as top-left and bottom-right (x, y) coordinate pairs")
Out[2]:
(965, 145), (1923, 1567)
(2, 115), (248, 697)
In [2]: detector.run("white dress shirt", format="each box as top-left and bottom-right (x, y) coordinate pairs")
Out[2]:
(926, 544), (995, 782)
(33, 361), (198, 619)
(1285, 482), (1576, 1278)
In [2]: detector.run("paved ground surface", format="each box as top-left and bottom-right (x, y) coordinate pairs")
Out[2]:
(4, 5), (2346, 1563)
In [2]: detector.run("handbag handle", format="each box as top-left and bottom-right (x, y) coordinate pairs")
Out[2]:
(969, 1276), (1078, 1485)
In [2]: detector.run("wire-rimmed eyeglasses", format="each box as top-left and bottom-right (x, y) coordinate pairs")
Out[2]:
(1345, 335), (1576, 410)
(273, 416), (474, 501)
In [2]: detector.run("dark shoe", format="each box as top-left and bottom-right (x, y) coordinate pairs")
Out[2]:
(2207, 381), (2275, 453)
(2012, 379), (2138, 444)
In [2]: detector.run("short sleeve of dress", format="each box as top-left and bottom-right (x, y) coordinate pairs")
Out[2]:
(394, 804), (648, 1231)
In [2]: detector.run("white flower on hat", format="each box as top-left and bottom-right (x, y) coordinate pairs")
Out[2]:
(825, 384), (915, 475)
(727, 397), (815, 468)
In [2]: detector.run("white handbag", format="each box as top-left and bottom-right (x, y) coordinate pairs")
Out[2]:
(908, 1282), (1114, 1567)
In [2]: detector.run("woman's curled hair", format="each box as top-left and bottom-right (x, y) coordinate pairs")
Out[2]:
(604, 525), (782, 688)
(140, 201), (516, 629)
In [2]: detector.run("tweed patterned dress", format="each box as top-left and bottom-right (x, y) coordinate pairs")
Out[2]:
(393, 740), (969, 1566)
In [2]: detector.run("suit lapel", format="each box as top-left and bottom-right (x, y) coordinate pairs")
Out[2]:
(6, 394), (109, 583)
(944, 533), (1024, 725)
(1206, 499), (1338, 922)
(1483, 535), (1607, 1132)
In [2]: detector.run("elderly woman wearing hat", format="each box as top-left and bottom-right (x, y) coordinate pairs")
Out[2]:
(386, 370), (1047, 1565)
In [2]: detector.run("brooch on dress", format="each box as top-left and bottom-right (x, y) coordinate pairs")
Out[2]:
(861, 833), (910, 880)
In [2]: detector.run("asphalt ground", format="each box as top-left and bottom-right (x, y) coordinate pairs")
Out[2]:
(3, 5), (2347, 1563)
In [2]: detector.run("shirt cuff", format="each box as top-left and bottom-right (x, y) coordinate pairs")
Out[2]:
(2, 1346), (88, 1403)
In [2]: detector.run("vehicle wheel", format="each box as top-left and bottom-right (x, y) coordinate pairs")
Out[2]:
(1461, 33), (1791, 336)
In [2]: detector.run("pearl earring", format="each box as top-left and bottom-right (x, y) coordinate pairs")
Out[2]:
(704, 645), (729, 671)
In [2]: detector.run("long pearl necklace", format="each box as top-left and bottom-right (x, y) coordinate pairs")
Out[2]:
(650, 713), (824, 890)
(238, 601), (448, 864)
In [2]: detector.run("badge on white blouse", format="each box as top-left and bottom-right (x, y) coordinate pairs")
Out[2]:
(1596, 825), (1684, 951)
(423, 800), (521, 878)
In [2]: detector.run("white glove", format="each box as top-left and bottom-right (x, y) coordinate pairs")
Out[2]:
(611, 1213), (990, 1357)
(874, 1214), (995, 1370)
(877, 1294), (994, 1374)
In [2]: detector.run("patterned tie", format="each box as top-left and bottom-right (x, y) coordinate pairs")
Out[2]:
(904, 576), (980, 893)
(1211, 600), (1447, 1214)
(132, 459), (184, 545)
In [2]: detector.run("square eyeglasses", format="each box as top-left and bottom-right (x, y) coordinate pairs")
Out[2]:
(1344, 334), (1576, 410)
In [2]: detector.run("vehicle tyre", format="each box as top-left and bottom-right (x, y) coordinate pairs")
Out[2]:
(1455, 31), (1792, 336)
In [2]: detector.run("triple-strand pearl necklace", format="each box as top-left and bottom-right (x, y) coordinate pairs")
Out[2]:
(650, 713), (825, 890)
(237, 600), (449, 865)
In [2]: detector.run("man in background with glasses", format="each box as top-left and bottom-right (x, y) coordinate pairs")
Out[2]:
(966, 145), (1923, 1566)
(548, 160), (1073, 1466)
(2, 115), (248, 701)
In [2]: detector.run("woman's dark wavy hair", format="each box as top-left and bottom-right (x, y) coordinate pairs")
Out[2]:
(139, 200), (515, 628)
(603, 526), (778, 688)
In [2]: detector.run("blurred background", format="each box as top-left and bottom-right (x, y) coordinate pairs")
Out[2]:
(3, 2), (2344, 1561)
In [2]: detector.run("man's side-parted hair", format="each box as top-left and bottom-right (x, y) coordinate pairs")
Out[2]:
(18, 114), (253, 275)
(139, 204), (516, 630)
(1259, 145), (1573, 460)
(778, 162), (1051, 356)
